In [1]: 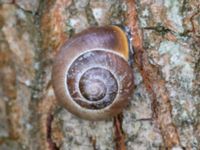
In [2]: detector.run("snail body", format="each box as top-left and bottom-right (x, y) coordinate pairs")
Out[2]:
(52, 25), (134, 120)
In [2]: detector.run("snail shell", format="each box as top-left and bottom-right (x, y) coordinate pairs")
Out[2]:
(52, 25), (134, 120)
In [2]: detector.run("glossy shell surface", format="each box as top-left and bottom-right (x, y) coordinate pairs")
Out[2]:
(52, 26), (134, 120)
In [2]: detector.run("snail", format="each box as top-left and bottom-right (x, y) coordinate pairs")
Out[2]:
(52, 25), (134, 120)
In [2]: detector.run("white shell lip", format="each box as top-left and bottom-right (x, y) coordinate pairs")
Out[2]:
(52, 26), (134, 120)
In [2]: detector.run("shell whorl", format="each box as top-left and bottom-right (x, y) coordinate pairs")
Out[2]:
(52, 26), (134, 120)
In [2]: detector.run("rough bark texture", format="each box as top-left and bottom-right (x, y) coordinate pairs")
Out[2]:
(0, 0), (199, 150)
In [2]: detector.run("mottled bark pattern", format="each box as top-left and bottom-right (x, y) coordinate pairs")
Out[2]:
(0, 0), (199, 150)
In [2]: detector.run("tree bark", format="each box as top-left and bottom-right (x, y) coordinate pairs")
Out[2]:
(0, 0), (199, 150)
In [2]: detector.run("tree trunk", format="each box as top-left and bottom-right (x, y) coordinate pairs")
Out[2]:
(0, 0), (199, 150)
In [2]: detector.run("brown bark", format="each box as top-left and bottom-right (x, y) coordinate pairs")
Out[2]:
(126, 0), (180, 148)
(0, 0), (199, 150)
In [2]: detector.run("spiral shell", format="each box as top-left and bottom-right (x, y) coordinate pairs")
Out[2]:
(52, 26), (134, 120)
